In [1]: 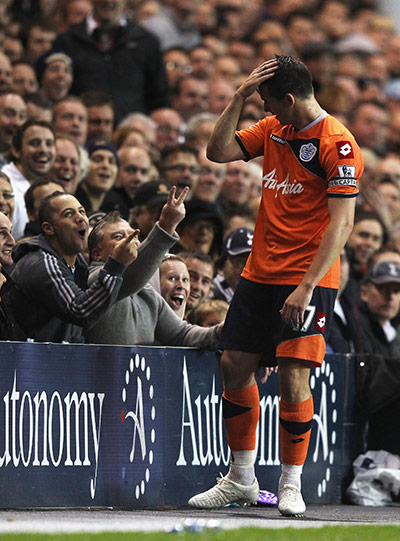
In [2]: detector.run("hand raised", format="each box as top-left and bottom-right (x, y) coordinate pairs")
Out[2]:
(111, 229), (140, 266)
(158, 186), (189, 235)
(237, 59), (279, 100)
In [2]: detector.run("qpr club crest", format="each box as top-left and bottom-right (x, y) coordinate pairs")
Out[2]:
(299, 142), (317, 162)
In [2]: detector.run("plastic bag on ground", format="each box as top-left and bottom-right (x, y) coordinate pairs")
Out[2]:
(347, 450), (400, 506)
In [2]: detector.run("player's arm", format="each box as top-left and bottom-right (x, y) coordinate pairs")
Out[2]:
(280, 197), (356, 328)
(207, 59), (278, 163)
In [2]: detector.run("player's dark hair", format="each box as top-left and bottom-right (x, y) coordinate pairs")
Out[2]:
(258, 55), (313, 100)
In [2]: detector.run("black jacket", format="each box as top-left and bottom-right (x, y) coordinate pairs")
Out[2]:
(0, 268), (22, 341)
(6, 235), (126, 343)
(53, 19), (170, 123)
(357, 300), (400, 356)
(100, 186), (133, 220)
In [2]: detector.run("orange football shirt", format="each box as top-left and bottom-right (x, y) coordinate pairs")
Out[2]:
(236, 111), (364, 289)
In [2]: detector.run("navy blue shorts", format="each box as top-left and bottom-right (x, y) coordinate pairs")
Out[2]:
(218, 277), (337, 367)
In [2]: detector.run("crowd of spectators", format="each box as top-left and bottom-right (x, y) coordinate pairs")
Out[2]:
(0, 0), (400, 454)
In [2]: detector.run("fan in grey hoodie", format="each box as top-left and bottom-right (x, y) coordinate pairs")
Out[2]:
(84, 188), (222, 348)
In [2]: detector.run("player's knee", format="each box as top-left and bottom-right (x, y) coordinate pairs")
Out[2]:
(278, 357), (311, 403)
(221, 350), (260, 389)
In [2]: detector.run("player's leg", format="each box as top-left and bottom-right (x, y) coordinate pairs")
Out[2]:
(188, 349), (261, 509)
(274, 285), (335, 516)
(276, 357), (312, 517)
(188, 278), (274, 509)
(222, 349), (261, 485)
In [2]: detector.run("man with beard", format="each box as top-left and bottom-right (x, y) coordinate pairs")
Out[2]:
(6, 191), (139, 342)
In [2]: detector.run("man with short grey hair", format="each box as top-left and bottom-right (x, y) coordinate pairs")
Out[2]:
(85, 184), (221, 347)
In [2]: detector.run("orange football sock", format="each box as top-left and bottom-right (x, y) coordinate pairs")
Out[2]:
(223, 383), (260, 451)
(279, 395), (314, 466)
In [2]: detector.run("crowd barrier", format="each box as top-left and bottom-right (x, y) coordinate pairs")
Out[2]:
(0, 342), (363, 508)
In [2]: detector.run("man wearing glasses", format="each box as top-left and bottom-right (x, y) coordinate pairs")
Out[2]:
(160, 144), (200, 198)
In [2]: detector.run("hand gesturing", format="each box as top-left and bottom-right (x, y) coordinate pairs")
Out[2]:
(159, 186), (189, 235)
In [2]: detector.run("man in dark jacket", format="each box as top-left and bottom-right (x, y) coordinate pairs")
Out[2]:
(0, 211), (18, 340)
(52, 0), (170, 124)
(6, 191), (139, 342)
(356, 260), (400, 455)
(358, 260), (400, 356)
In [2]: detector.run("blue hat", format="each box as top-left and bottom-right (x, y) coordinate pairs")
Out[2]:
(85, 138), (119, 165)
(223, 227), (253, 256)
(365, 261), (400, 285)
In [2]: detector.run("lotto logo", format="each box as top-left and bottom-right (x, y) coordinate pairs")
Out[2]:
(336, 141), (354, 159)
(315, 312), (326, 332)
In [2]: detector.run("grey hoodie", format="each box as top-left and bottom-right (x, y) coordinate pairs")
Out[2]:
(84, 224), (219, 349)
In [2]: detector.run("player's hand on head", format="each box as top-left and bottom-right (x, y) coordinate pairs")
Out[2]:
(237, 58), (279, 99)
(111, 229), (140, 265)
(159, 185), (189, 235)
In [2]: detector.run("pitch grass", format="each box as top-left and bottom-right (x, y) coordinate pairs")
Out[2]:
(2, 526), (400, 541)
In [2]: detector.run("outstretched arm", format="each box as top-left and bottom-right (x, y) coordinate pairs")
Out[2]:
(207, 59), (278, 163)
(111, 186), (189, 299)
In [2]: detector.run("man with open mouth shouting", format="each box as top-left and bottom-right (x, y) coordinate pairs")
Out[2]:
(5, 191), (139, 343)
